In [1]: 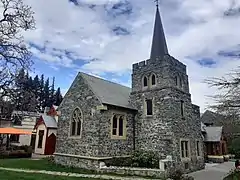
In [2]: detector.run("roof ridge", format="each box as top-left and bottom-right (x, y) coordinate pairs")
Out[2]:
(80, 72), (131, 90)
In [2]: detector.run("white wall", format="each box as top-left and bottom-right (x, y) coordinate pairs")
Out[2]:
(11, 134), (31, 146)
(12, 116), (37, 146)
(34, 124), (47, 154)
(48, 129), (57, 137)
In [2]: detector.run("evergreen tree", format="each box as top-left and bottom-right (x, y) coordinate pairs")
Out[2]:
(24, 71), (29, 91)
(12, 70), (62, 112)
(50, 77), (55, 106)
(54, 87), (63, 106)
(27, 77), (33, 91)
(33, 75), (41, 111)
(39, 74), (45, 111)
(33, 75), (40, 95)
(43, 78), (50, 108)
(14, 69), (27, 110)
(15, 68), (26, 89)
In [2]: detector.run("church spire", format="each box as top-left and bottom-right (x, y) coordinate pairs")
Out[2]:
(150, 2), (168, 59)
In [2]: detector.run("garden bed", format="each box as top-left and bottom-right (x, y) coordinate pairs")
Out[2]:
(0, 145), (32, 159)
(224, 169), (240, 180)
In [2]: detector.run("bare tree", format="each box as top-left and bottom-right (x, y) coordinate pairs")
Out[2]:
(0, 0), (35, 99)
(205, 68), (240, 145)
(205, 67), (240, 117)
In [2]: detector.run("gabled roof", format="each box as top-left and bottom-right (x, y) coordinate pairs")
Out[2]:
(200, 110), (225, 125)
(201, 122), (206, 132)
(204, 126), (223, 142)
(80, 72), (135, 110)
(12, 110), (40, 117)
(41, 114), (57, 128)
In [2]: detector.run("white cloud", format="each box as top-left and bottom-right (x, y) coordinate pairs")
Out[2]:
(22, 0), (240, 113)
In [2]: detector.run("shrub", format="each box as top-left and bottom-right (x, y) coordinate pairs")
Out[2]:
(45, 156), (55, 164)
(104, 150), (159, 169)
(170, 170), (194, 180)
(0, 145), (32, 159)
(0, 150), (32, 159)
(224, 169), (240, 180)
(131, 150), (159, 168)
(228, 137), (240, 158)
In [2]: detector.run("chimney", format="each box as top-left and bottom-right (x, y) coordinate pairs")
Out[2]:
(44, 107), (50, 114)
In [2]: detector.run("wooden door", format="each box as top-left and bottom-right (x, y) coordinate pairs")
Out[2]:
(44, 133), (56, 155)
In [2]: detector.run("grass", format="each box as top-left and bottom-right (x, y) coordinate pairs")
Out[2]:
(0, 158), (163, 179)
(0, 158), (95, 174)
(0, 170), (100, 180)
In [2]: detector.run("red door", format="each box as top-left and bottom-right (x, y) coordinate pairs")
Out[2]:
(45, 133), (56, 155)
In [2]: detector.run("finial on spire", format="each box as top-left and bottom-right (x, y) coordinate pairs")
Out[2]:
(150, 0), (169, 59)
(155, 0), (159, 7)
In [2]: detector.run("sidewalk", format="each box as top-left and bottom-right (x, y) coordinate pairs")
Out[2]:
(0, 167), (160, 180)
(188, 162), (234, 180)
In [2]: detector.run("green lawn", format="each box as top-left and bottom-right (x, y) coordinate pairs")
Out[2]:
(0, 158), (160, 179)
(0, 170), (99, 180)
(0, 158), (95, 174)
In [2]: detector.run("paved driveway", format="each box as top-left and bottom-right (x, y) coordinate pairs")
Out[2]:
(188, 162), (234, 180)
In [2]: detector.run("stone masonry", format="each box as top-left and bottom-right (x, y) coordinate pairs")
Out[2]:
(130, 54), (205, 172)
(54, 4), (205, 175)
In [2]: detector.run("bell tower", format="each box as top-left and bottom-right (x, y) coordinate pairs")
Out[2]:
(130, 2), (204, 172)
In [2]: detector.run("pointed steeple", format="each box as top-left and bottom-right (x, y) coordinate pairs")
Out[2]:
(150, 4), (168, 59)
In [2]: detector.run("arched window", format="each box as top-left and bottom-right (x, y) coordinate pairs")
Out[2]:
(151, 74), (156, 86)
(70, 108), (83, 136)
(179, 78), (183, 88)
(111, 114), (126, 139)
(119, 116), (124, 136)
(143, 76), (148, 87)
(112, 115), (118, 136)
(175, 76), (178, 86)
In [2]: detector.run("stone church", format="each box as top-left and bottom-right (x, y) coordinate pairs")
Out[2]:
(55, 4), (205, 172)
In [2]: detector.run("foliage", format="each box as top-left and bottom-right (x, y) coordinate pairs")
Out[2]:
(170, 170), (194, 180)
(0, 150), (32, 159)
(228, 137), (240, 158)
(13, 68), (63, 112)
(0, 0), (35, 99)
(105, 150), (160, 169)
(0, 145), (33, 159)
(131, 150), (159, 168)
(224, 169), (240, 180)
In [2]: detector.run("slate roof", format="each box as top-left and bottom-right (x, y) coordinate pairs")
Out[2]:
(150, 5), (168, 59)
(204, 126), (223, 142)
(200, 110), (225, 125)
(80, 72), (136, 110)
(42, 114), (57, 128)
(12, 110), (40, 117)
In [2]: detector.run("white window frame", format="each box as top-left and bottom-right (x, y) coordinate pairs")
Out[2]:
(180, 139), (191, 161)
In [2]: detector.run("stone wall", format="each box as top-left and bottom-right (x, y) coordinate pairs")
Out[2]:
(55, 73), (103, 157)
(55, 73), (136, 158)
(98, 105), (135, 157)
(130, 55), (205, 173)
(54, 154), (100, 170)
(99, 166), (166, 179)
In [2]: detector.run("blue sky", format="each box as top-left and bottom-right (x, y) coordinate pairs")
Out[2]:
(23, 0), (240, 112)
